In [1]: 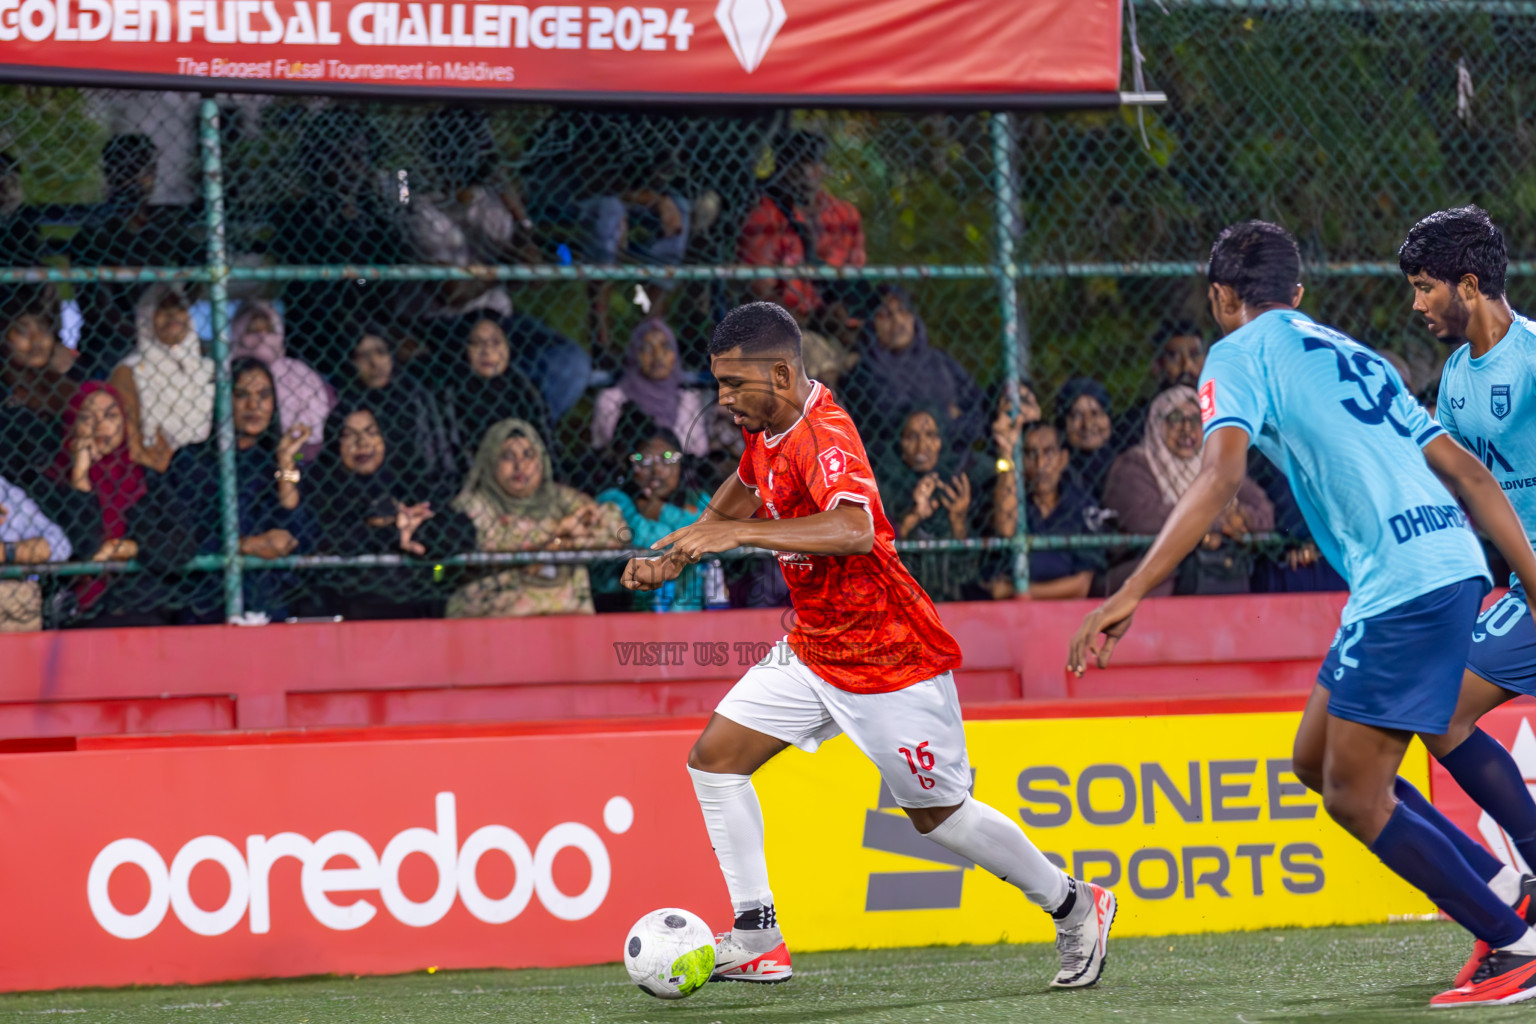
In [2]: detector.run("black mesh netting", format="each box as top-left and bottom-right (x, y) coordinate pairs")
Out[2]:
(0, 0), (1532, 627)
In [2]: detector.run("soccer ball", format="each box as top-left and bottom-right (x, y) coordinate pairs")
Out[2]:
(623, 907), (716, 999)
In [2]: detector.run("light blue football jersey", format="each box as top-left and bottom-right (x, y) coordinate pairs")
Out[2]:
(1436, 312), (1536, 539)
(1199, 309), (1489, 625)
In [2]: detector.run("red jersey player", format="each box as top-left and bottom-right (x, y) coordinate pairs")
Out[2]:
(622, 302), (1116, 990)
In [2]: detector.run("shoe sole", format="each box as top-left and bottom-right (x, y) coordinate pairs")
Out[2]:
(711, 971), (794, 984)
(1432, 985), (1536, 1009)
(1051, 890), (1117, 990)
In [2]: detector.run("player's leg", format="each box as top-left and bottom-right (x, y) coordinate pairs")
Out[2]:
(1426, 667), (1536, 875)
(1299, 681), (1523, 914)
(1320, 713), (1536, 1006)
(687, 713), (789, 937)
(687, 645), (839, 983)
(822, 672), (1114, 989)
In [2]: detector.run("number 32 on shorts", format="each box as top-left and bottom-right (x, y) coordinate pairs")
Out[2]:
(899, 741), (937, 790)
(1474, 591), (1528, 643)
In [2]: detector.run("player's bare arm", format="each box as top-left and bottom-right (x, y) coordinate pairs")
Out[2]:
(1424, 435), (1536, 598)
(653, 502), (873, 564)
(1067, 425), (1249, 675)
(621, 471), (763, 592)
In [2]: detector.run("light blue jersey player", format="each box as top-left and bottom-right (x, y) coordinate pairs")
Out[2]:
(1071, 220), (1536, 1008)
(1398, 206), (1536, 986)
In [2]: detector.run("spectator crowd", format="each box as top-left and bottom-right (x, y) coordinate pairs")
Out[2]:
(0, 110), (1357, 631)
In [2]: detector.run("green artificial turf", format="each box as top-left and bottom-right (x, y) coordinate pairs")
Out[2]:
(0, 921), (1518, 1023)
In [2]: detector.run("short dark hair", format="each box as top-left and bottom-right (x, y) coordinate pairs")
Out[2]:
(709, 302), (802, 359)
(1208, 220), (1302, 307)
(1152, 319), (1203, 351)
(1023, 420), (1062, 447)
(1398, 205), (1507, 298)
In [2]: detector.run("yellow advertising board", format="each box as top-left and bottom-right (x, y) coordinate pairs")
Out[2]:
(753, 711), (1435, 949)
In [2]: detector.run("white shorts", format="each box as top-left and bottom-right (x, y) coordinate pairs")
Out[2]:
(714, 640), (971, 809)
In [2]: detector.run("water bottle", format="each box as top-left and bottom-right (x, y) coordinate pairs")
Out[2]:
(654, 579), (676, 613)
(703, 559), (730, 610)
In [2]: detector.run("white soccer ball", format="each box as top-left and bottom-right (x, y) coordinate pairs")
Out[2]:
(623, 907), (716, 999)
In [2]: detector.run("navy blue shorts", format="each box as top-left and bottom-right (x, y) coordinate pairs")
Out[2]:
(1467, 581), (1536, 697)
(1318, 578), (1488, 734)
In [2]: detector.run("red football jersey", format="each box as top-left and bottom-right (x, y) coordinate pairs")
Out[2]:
(736, 382), (963, 694)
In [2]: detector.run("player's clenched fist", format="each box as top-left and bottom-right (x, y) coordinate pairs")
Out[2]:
(622, 554), (685, 592)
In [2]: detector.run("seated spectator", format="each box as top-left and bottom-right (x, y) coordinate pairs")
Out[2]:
(596, 425), (711, 611)
(878, 405), (977, 602)
(1102, 385), (1273, 596)
(1117, 320), (1207, 447)
(0, 468), (71, 632)
(1, 285), (82, 487)
(1057, 376), (1116, 498)
(41, 383), (154, 622)
(448, 418), (625, 618)
(0, 150), (40, 271)
(267, 110), (406, 365)
(738, 129), (867, 342)
(69, 133), (203, 381)
(987, 421), (1105, 600)
(440, 316), (551, 471)
(342, 327), (457, 495)
(305, 400), (476, 620)
(521, 109), (691, 349)
(107, 284), (213, 474)
(136, 357), (317, 623)
(841, 287), (986, 452)
(229, 300), (334, 461)
(592, 319), (707, 457)
(408, 109), (591, 422)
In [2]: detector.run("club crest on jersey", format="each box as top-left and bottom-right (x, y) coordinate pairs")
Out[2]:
(1199, 379), (1216, 424)
(818, 446), (852, 482)
(1492, 384), (1512, 420)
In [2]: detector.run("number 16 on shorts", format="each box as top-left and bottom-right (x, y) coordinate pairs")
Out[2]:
(899, 742), (937, 790)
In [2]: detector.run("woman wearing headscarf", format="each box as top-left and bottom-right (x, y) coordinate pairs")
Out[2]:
(230, 300), (335, 461)
(40, 382), (155, 620)
(136, 357), (317, 622)
(448, 418), (625, 618)
(1056, 376), (1117, 499)
(1102, 385), (1273, 597)
(876, 405), (978, 603)
(439, 316), (551, 472)
(0, 285), (82, 487)
(591, 318), (707, 457)
(840, 286), (986, 451)
(342, 326), (457, 497)
(108, 284), (214, 474)
(305, 397), (476, 619)
(595, 424), (711, 611)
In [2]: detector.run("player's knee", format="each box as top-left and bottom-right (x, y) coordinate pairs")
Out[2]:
(687, 738), (739, 775)
(1290, 749), (1324, 794)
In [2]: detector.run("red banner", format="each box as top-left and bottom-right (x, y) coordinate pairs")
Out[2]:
(0, 0), (1122, 103)
(0, 728), (725, 991)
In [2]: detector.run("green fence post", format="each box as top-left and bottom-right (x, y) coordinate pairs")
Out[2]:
(990, 111), (1029, 594)
(198, 97), (242, 620)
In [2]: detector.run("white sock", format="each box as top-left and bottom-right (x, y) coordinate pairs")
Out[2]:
(1491, 865), (1524, 906)
(688, 767), (775, 916)
(1501, 927), (1536, 956)
(923, 796), (1070, 912)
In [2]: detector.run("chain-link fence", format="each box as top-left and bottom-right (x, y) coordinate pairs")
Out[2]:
(0, 0), (1531, 628)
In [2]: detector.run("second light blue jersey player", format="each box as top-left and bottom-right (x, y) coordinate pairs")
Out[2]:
(1438, 312), (1536, 694)
(1201, 308), (1490, 627)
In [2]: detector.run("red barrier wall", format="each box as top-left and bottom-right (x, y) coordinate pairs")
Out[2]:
(0, 594), (1350, 740)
